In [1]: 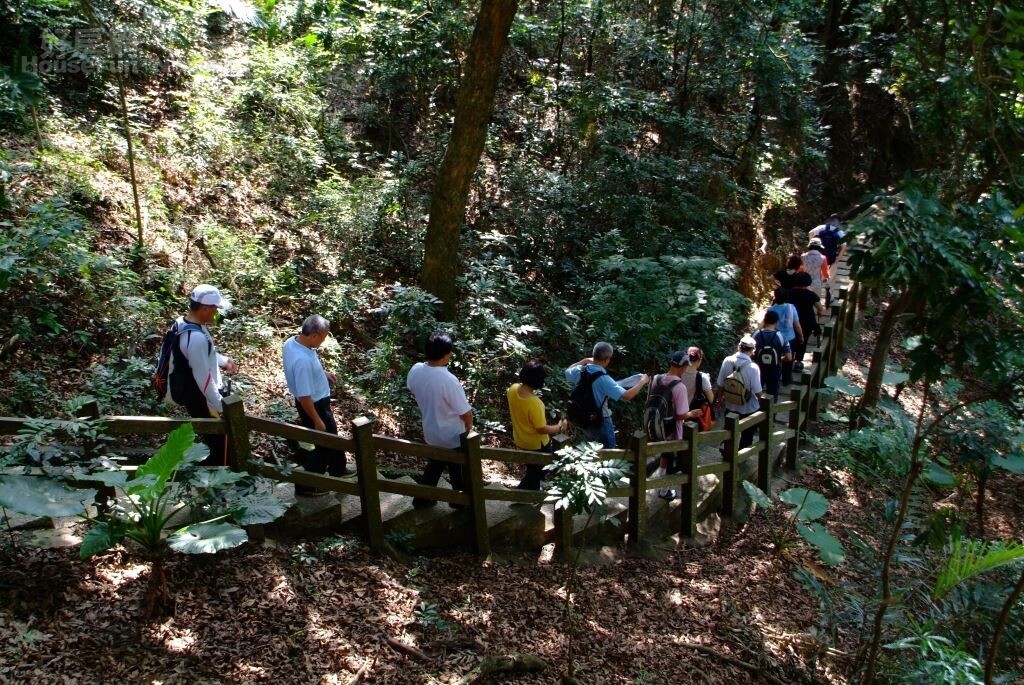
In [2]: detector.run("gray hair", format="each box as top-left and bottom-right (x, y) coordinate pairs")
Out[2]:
(301, 315), (330, 336)
(592, 341), (614, 361)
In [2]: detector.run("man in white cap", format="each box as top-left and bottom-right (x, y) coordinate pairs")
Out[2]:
(178, 284), (237, 465)
(715, 335), (763, 449)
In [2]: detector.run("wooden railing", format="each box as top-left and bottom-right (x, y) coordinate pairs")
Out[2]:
(1, 262), (857, 558)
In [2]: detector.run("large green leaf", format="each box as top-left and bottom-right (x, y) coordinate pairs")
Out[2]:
(0, 475), (94, 518)
(779, 488), (829, 521)
(742, 480), (773, 509)
(922, 461), (956, 487)
(167, 522), (247, 554)
(934, 539), (1024, 598)
(230, 493), (287, 525)
(189, 469), (247, 489)
(823, 375), (864, 397)
(796, 522), (846, 566)
(129, 424), (196, 499)
(80, 520), (126, 559)
(992, 453), (1024, 474)
(881, 371), (910, 385)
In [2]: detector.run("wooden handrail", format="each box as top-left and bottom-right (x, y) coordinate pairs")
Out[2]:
(0, 257), (859, 557)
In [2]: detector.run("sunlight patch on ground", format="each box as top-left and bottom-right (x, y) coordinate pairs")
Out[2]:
(97, 561), (148, 588)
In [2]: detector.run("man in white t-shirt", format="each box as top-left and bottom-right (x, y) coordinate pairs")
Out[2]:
(407, 331), (474, 509)
(282, 314), (348, 496)
(177, 284), (237, 465)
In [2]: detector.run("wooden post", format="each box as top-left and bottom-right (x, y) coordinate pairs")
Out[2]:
(786, 385), (802, 470)
(461, 431), (490, 555)
(627, 430), (648, 550)
(846, 282), (859, 331)
(351, 417), (383, 552)
(77, 399), (112, 510)
(721, 413), (739, 518)
(757, 397), (772, 491)
(836, 287), (850, 350)
(221, 395), (249, 473)
(681, 422), (699, 538)
(554, 506), (573, 561)
(821, 324), (835, 376)
(808, 353), (824, 422)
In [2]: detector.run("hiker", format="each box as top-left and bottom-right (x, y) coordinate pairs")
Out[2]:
(802, 238), (830, 299)
(506, 360), (567, 491)
(407, 331), (474, 509)
(282, 314), (348, 496)
(176, 284), (237, 466)
(768, 289), (803, 388)
(715, 335), (763, 449)
(753, 310), (791, 402)
(808, 213), (846, 266)
(646, 350), (693, 501)
(565, 342), (649, 448)
(772, 253), (804, 291)
(681, 346), (716, 432)
(788, 272), (827, 371)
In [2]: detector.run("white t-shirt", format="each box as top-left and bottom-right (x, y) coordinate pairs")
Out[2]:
(681, 371), (712, 409)
(801, 250), (827, 289)
(407, 362), (473, 448)
(177, 317), (228, 413)
(282, 336), (331, 402)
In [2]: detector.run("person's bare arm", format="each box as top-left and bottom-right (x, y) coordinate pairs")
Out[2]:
(460, 410), (473, 433)
(622, 374), (650, 401)
(298, 396), (325, 431)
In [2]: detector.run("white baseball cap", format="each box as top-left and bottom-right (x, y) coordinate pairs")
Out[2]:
(739, 335), (757, 350)
(189, 284), (231, 311)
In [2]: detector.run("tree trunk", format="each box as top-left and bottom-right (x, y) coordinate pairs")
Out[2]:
(420, 0), (517, 320)
(854, 288), (912, 426)
(985, 567), (1024, 684)
(117, 72), (145, 248)
(144, 557), (172, 619)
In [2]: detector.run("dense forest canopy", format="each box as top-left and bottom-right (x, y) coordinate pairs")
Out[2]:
(0, 0), (1021, 419)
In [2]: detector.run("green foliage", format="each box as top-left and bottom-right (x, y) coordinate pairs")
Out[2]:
(584, 254), (749, 368)
(0, 475), (95, 518)
(743, 481), (846, 567)
(934, 539), (1024, 600)
(545, 443), (630, 518)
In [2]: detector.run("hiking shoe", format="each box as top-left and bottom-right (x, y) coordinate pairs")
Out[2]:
(412, 497), (438, 509)
(657, 488), (677, 501)
(296, 487), (331, 497)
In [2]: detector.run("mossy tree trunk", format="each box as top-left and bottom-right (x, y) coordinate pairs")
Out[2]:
(420, 0), (517, 320)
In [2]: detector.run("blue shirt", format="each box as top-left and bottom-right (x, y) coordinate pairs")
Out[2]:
(282, 337), (331, 402)
(565, 363), (627, 418)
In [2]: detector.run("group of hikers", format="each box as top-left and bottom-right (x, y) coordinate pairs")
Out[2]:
(155, 214), (846, 503)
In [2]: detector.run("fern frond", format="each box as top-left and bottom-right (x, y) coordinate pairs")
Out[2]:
(933, 538), (1024, 599)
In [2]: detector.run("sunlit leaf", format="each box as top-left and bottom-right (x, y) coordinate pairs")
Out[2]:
(779, 488), (829, 521)
(796, 522), (846, 566)
(168, 522), (247, 554)
(0, 475), (94, 518)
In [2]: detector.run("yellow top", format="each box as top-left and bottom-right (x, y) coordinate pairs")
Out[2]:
(506, 383), (550, 450)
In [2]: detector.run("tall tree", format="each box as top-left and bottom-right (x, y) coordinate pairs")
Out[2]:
(420, 0), (517, 320)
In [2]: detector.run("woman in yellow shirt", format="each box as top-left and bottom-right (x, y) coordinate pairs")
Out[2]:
(507, 360), (567, 490)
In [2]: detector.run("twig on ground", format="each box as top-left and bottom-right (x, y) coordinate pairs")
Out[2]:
(385, 636), (428, 661)
(678, 641), (789, 685)
(346, 653), (377, 685)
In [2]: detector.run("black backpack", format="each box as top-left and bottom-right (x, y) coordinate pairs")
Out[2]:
(152, 319), (206, 405)
(754, 329), (782, 371)
(819, 225), (840, 264)
(643, 375), (681, 442)
(566, 367), (607, 428)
